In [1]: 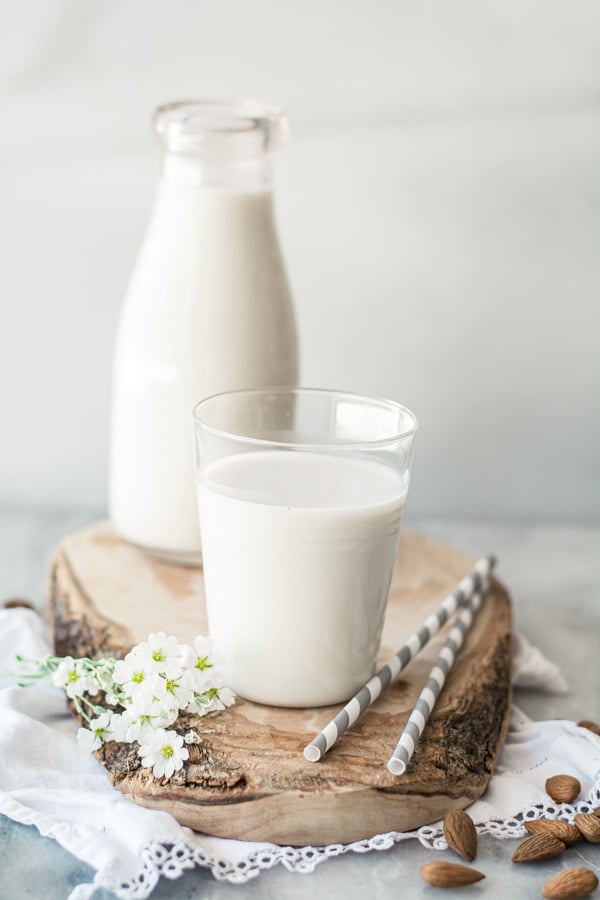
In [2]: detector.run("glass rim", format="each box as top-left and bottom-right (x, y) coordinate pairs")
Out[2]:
(192, 387), (418, 451)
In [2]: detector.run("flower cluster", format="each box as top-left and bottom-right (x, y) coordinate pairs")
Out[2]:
(16, 632), (234, 780)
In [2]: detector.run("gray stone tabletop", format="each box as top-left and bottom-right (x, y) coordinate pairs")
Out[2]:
(0, 508), (598, 900)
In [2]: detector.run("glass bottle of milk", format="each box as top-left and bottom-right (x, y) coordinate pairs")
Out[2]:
(109, 100), (298, 564)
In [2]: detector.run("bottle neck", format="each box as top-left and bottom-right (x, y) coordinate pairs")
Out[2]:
(161, 151), (274, 191)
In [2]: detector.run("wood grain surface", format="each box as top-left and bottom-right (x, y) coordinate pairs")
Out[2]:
(48, 522), (511, 845)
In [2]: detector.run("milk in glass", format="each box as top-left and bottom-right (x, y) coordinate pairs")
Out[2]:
(197, 450), (408, 707)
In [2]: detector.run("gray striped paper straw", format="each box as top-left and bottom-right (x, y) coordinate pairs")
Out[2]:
(303, 555), (496, 763)
(387, 577), (490, 776)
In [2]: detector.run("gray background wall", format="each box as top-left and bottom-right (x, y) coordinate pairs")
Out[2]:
(1, 0), (598, 521)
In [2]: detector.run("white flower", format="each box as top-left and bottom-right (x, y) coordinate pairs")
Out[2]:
(184, 635), (226, 692)
(107, 710), (133, 743)
(113, 704), (179, 743)
(52, 656), (75, 688)
(77, 712), (114, 751)
(129, 632), (186, 678)
(189, 684), (236, 715)
(123, 679), (179, 720)
(193, 635), (225, 670)
(109, 709), (148, 743)
(52, 657), (96, 698)
(206, 685), (236, 712)
(151, 707), (179, 730)
(138, 728), (189, 779)
(113, 653), (154, 696)
(191, 666), (232, 696)
(154, 669), (195, 711)
(215, 686), (235, 708)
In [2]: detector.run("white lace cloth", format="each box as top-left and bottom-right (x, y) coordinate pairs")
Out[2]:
(0, 609), (599, 900)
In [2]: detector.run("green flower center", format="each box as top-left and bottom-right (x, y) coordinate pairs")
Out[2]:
(132, 671), (145, 684)
(195, 656), (212, 671)
(67, 669), (79, 683)
(161, 745), (174, 759)
(152, 649), (165, 662)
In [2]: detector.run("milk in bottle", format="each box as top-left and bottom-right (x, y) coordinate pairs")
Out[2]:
(109, 100), (298, 563)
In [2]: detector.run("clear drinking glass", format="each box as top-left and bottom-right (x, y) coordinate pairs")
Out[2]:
(193, 388), (417, 707)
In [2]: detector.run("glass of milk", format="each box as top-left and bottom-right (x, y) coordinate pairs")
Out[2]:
(193, 388), (417, 708)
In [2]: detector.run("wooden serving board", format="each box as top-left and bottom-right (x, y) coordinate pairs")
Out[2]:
(48, 522), (511, 845)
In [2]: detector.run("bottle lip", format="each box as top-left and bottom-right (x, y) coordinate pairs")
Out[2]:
(154, 98), (289, 156)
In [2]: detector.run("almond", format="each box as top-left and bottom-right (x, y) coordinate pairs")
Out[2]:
(542, 866), (599, 898)
(443, 809), (478, 861)
(578, 719), (600, 737)
(574, 812), (600, 843)
(3, 597), (34, 609)
(512, 832), (565, 863)
(524, 818), (581, 845)
(545, 775), (581, 804)
(420, 861), (485, 888)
